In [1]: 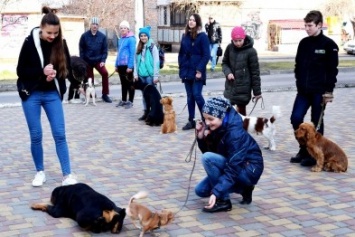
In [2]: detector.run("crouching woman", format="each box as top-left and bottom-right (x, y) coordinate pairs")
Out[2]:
(195, 96), (264, 213)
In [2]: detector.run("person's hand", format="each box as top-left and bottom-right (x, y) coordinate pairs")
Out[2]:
(43, 64), (54, 76)
(133, 77), (138, 82)
(99, 62), (105, 67)
(253, 94), (262, 102)
(322, 92), (334, 104)
(227, 73), (234, 81)
(115, 67), (118, 72)
(195, 120), (206, 139)
(204, 194), (217, 209)
(46, 69), (56, 82)
(196, 71), (201, 79)
(153, 78), (159, 84)
(126, 68), (132, 73)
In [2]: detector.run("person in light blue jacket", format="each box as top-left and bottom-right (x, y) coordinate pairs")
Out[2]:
(178, 13), (210, 130)
(115, 20), (136, 109)
(133, 26), (160, 120)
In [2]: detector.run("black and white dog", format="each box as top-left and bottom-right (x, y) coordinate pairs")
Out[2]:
(133, 79), (164, 126)
(68, 56), (87, 102)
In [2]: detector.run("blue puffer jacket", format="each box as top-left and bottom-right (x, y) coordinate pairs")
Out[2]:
(178, 31), (210, 84)
(79, 30), (108, 66)
(197, 108), (264, 198)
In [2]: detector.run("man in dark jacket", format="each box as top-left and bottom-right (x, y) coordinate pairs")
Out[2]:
(79, 17), (112, 103)
(205, 16), (222, 72)
(290, 10), (338, 166)
(195, 97), (264, 213)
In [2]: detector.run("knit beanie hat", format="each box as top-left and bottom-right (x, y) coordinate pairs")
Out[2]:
(119, 20), (130, 30)
(91, 17), (100, 25)
(231, 26), (246, 40)
(139, 26), (151, 38)
(202, 96), (231, 119)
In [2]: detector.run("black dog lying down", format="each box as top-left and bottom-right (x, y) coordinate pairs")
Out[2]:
(133, 79), (164, 126)
(31, 183), (126, 234)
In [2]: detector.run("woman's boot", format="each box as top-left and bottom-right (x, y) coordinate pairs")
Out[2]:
(240, 185), (255, 205)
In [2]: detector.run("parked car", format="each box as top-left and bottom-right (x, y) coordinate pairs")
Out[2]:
(343, 40), (355, 55)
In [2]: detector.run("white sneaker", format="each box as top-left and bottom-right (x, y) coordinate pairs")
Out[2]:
(68, 99), (83, 104)
(32, 171), (46, 187)
(62, 174), (78, 186)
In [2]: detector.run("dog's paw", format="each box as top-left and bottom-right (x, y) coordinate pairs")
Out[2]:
(311, 166), (322, 172)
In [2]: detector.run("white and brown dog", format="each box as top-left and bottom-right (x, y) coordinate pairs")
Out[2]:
(236, 105), (282, 151)
(126, 191), (174, 237)
(84, 78), (96, 106)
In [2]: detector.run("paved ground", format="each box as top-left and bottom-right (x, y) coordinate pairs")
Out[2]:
(0, 87), (354, 237)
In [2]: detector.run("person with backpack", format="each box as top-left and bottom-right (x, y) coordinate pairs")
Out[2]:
(133, 26), (160, 120)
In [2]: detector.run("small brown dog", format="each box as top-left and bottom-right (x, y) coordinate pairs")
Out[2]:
(160, 96), (177, 134)
(126, 191), (174, 237)
(295, 122), (348, 172)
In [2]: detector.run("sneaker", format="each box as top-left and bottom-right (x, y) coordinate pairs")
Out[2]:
(68, 99), (83, 104)
(124, 101), (133, 109)
(182, 121), (196, 130)
(62, 174), (78, 186)
(116, 100), (127, 107)
(102, 94), (112, 103)
(32, 171), (46, 187)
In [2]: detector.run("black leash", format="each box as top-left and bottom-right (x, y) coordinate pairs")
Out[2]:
(175, 136), (198, 215)
(108, 71), (116, 79)
(316, 103), (325, 131)
(248, 97), (265, 116)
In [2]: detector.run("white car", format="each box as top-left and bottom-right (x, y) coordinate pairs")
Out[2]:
(343, 40), (355, 55)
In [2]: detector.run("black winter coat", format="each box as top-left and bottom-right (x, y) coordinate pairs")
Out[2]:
(16, 27), (70, 101)
(222, 36), (261, 105)
(294, 31), (338, 94)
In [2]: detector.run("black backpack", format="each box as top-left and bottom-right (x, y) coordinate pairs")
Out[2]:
(149, 43), (165, 69)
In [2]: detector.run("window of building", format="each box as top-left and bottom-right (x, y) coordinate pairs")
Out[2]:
(164, 6), (167, 25)
(170, 4), (195, 26)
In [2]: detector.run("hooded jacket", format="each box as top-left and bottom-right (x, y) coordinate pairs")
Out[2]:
(205, 20), (222, 44)
(294, 31), (338, 94)
(197, 108), (264, 198)
(178, 31), (210, 84)
(16, 27), (69, 100)
(222, 35), (261, 106)
(115, 32), (136, 69)
(79, 29), (108, 66)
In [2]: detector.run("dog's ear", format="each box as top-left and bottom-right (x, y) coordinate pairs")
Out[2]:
(160, 210), (174, 225)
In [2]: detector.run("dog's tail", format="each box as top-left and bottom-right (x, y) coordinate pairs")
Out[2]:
(129, 191), (148, 204)
(270, 106), (282, 123)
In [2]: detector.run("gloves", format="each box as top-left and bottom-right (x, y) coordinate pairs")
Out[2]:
(322, 92), (334, 104)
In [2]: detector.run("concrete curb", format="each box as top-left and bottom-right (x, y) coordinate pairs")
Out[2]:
(1, 67), (354, 92)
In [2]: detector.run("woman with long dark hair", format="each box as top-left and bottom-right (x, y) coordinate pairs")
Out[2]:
(16, 6), (77, 186)
(178, 13), (210, 130)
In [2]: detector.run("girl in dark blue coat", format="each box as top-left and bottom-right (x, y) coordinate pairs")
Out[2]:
(178, 13), (210, 130)
(195, 97), (264, 213)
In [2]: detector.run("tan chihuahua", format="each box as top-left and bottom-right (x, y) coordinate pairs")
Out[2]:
(126, 191), (174, 237)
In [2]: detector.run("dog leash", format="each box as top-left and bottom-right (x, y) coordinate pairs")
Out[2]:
(175, 136), (198, 215)
(108, 71), (116, 79)
(248, 97), (265, 116)
(157, 80), (163, 94)
(316, 103), (325, 131)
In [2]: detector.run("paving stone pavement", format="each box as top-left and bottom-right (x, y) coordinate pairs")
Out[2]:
(0, 87), (354, 237)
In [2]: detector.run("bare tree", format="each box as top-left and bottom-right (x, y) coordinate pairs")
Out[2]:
(0, 0), (20, 13)
(170, 0), (243, 12)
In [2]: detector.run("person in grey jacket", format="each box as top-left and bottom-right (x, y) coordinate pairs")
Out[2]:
(222, 26), (262, 116)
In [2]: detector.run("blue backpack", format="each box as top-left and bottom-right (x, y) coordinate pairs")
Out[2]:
(149, 43), (165, 69)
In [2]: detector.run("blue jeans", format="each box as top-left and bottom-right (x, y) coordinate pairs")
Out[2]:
(290, 93), (325, 134)
(184, 80), (205, 121)
(209, 43), (218, 70)
(22, 90), (72, 176)
(139, 76), (154, 110)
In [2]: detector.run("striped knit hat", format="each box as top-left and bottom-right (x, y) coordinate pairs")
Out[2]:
(202, 96), (231, 119)
(91, 17), (100, 25)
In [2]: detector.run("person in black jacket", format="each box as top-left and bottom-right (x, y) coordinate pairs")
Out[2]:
(79, 17), (112, 103)
(290, 10), (338, 166)
(195, 97), (264, 213)
(16, 6), (77, 187)
(205, 16), (222, 72)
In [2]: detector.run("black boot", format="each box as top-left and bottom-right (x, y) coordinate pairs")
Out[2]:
(240, 186), (254, 205)
(290, 146), (308, 163)
(138, 110), (148, 121)
(182, 120), (196, 130)
(202, 199), (232, 213)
